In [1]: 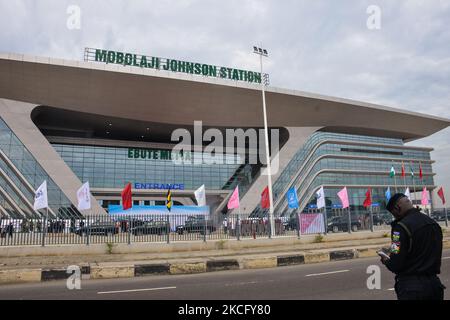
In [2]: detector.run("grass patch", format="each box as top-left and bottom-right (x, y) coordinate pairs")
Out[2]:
(313, 235), (324, 243)
(106, 242), (115, 254)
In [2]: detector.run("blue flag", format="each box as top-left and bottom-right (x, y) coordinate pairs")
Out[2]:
(385, 187), (391, 202)
(287, 187), (299, 209)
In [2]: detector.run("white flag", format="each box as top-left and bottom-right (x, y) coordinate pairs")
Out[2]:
(316, 186), (326, 209)
(405, 187), (411, 200)
(194, 185), (206, 207)
(33, 180), (48, 211)
(77, 182), (91, 211)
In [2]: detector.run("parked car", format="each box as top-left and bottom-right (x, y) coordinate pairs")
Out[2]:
(74, 222), (119, 236)
(176, 216), (216, 235)
(372, 214), (392, 226)
(47, 220), (66, 233)
(132, 220), (170, 236)
(282, 215), (298, 231)
(0, 224), (14, 238)
(431, 211), (449, 222)
(115, 218), (145, 232)
(327, 215), (362, 233)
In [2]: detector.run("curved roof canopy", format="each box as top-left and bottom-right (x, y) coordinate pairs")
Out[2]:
(0, 53), (449, 142)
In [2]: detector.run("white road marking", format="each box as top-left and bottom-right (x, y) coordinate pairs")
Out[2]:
(97, 286), (176, 295)
(305, 270), (350, 277)
(225, 280), (275, 287)
(442, 257), (450, 260)
(225, 281), (258, 287)
(387, 288), (395, 291)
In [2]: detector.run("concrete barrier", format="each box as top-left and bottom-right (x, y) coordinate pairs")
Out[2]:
(1, 238), (449, 285)
(443, 240), (450, 250)
(0, 268), (42, 284)
(329, 250), (355, 261)
(206, 260), (239, 272)
(356, 248), (379, 258)
(0, 231), (391, 258)
(304, 252), (330, 264)
(169, 262), (206, 275)
(277, 255), (305, 267)
(90, 264), (134, 279)
(241, 257), (277, 269)
(134, 263), (170, 276)
(41, 268), (69, 281)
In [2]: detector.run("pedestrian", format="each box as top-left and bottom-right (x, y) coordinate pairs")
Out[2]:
(7, 222), (13, 238)
(380, 193), (445, 300)
(222, 217), (228, 235)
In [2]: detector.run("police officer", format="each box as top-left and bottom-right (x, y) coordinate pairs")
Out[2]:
(381, 193), (446, 300)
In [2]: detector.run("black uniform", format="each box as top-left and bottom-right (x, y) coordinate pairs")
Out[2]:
(385, 208), (445, 300)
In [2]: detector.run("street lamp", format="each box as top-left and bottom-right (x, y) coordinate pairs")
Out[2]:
(253, 45), (275, 238)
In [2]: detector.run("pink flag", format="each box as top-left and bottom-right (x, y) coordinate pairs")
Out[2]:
(421, 187), (429, 206)
(337, 187), (350, 209)
(227, 186), (240, 210)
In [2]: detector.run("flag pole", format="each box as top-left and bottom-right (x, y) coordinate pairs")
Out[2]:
(445, 207), (448, 228)
(419, 161), (428, 214)
(411, 161), (418, 206)
(392, 161), (398, 193)
(369, 204), (374, 232)
(394, 171), (398, 193)
(402, 162), (407, 190)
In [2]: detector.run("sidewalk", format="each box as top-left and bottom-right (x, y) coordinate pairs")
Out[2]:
(1, 229), (449, 285)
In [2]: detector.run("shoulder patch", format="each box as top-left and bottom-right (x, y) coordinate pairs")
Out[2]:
(392, 231), (400, 241)
(390, 241), (401, 254)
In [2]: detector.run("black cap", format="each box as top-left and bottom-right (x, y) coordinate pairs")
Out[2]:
(387, 193), (406, 212)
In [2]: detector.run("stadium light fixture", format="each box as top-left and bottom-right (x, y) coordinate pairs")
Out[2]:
(253, 45), (274, 238)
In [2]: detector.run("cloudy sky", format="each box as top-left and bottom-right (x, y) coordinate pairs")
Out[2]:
(1, 0), (449, 205)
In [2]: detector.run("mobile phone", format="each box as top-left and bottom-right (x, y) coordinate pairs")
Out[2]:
(377, 251), (390, 260)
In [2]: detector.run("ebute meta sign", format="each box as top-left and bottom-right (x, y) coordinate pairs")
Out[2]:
(84, 48), (268, 85)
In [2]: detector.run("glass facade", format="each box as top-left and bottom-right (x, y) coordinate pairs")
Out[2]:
(0, 118), (80, 218)
(52, 144), (250, 191)
(0, 116), (436, 220)
(252, 131), (434, 216)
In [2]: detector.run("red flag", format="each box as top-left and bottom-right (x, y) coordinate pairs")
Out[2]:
(121, 183), (132, 210)
(419, 163), (423, 180)
(401, 162), (405, 177)
(438, 187), (446, 205)
(363, 188), (372, 208)
(261, 186), (270, 209)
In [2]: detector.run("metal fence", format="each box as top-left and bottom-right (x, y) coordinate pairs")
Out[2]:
(0, 210), (446, 247)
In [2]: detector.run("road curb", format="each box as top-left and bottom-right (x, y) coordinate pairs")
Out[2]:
(0, 268), (42, 285)
(41, 268), (68, 282)
(356, 248), (379, 258)
(169, 262), (207, 275)
(206, 260), (240, 272)
(240, 257), (278, 269)
(90, 264), (134, 279)
(304, 252), (330, 264)
(329, 250), (355, 261)
(3, 242), (449, 285)
(277, 254), (305, 266)
(134, 263), (170, 276)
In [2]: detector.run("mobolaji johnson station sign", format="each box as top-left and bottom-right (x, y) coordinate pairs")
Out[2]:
(84, 47), (267, 85)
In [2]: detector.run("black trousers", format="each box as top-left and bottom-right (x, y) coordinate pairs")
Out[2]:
(395, 275), (445, 300)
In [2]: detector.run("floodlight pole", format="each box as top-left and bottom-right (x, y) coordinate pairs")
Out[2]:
(254, 46), (275, 238)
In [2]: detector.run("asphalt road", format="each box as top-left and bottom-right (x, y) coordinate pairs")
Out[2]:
(0, 249), (449, 300)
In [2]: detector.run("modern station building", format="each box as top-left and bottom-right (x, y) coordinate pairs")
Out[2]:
(0, 49), (449, 220)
